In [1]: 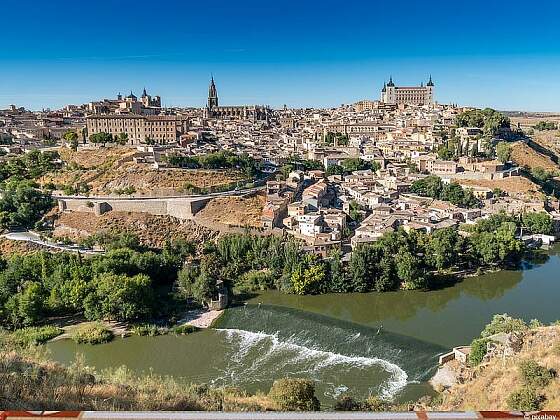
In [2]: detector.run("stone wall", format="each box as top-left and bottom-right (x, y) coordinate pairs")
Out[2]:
(57, 196), (211, 220)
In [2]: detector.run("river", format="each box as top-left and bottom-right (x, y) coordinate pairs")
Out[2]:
(47, 245), (560, 407)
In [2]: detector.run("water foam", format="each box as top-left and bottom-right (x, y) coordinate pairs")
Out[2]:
(216, 328), (408, 399)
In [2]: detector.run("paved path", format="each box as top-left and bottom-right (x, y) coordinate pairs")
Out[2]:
(3, 231), (104, 255)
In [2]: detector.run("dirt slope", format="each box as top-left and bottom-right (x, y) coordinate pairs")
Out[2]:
(439, 325), (560, 410)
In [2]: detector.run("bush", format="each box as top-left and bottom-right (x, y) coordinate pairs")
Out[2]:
(519, 360), (553, 388)
(481, 313), (527, 337)
(173, 324), (198, 335)
(507, 387), (544, 410)
(268, 378), (320, 411)
(11, 325), (63, 346)
(364, 395), (389, 411)
(334, 395), (363, 411)
(468, 338), (490, 366)
(72, 323), (114, 345)
(131, 324), (167, 337)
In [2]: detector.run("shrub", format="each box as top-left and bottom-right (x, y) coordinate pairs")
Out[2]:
(365, 395), (389, 411)
(507, 387), (544, 410)
(334, 395), (363, 411)
(72, 323), (114, 345)
(11, 325), (63, 346)
(131, 324), (167, 337)
(268, 378), (320, 411)
(519, 360), (553, 388)
(481, 313), (527, 337)
(468, 338), (490, 366)
(173, 324), (198, 335)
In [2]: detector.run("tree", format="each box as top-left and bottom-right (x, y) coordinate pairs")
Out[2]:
(425, 227), (462, 271)
(4, 281), (45, 328)
(0, 179), (54, 230)
(395, 250), (426, 290)
(522, 212), (553, 235)
(291, 256), (326, 295)
(481, 313), (527, 337)
(89, 132), (112, 145)
(115, 132), (129, 146)
(519, 360), (553, 388)
(468, 338), (490, 366)
(530, 167), (552, 183)
(268, 378), (320, 411)
(83, 273), (155, 321)
(496, 141), (512, 163)
(341, 158), (370, 173)
(63, 130), (79, 151)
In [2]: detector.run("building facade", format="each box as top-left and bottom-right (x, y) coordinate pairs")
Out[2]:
(205, 77), (271, 121)
(381, 76), (434, 106)
(86, 114), (188, 144)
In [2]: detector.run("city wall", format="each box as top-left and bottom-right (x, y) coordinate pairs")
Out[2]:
(58, 196), (211, 220)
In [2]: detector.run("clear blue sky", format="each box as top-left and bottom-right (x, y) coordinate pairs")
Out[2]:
(1, 0), (559, 111)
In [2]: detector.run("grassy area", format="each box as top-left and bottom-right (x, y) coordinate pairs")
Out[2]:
(71, 323), (114, 345)
(7, 326), (63, 346)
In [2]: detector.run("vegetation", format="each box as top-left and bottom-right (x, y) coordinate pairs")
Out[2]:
(519, 359), (554, 388)
(63, 130), (79, 151)
(0, 237), (195, 329)
(410, 175), (479, 208)
(324, 131), (349, 146)
(131, 323), (167, 337)
(495, 141), (512, 163)
(0, 178), (54, 229)
(468, 338), (490, 366)
(268, 378), (320, 411)
(173, 324), (198, 335)
(480, 313), (528, 337)
(166, 150), (260, 177)
(10, 325), (63, 346)
(72, 323), (114, 344)
(507, 387), (544, 410)
(455, 108), (510, 137)
(533, 121), (557, 131)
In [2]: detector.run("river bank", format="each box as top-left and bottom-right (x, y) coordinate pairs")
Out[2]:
(45, 244), (560, 406)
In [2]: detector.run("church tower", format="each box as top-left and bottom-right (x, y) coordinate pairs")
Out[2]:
(208, 76), (219, 109)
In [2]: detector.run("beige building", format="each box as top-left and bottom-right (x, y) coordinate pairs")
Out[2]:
(86, 114), (189, 144)
(381, 76), (434, 106)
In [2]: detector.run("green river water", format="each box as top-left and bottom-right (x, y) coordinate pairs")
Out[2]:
(47, 246), (560, 407)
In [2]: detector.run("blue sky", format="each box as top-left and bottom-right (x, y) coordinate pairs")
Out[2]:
(1, 0), (559, 111)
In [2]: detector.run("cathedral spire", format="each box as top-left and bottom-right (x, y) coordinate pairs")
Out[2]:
(208, 75), (218, 109)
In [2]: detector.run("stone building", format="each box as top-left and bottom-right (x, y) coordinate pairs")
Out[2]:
(86, 114), (189, 144)
(204, 76), (271, 121)
(381, 76), (435, 106)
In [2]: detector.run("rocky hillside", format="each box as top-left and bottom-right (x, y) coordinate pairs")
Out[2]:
(438, 325), (560, 410)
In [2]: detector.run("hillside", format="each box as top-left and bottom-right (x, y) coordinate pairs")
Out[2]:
(510, 141), (559, 172)
(52, 211), (217, 249)
(438, 325), (560, 410)
(41, 147), (246, 196)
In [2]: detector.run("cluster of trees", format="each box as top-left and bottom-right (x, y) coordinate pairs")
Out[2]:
(455, 108), (511, 137)
(410, 176), (480, 208)
(0, 150), (60, 230)
(0, 236), (195, 329)
(533, 121), (557, 131)
(178, 216), (528, 302)
(495, 141), (512, 163)
(326, 158), (380, 176)
(0, 149), (60, 182)
(89, 132), (129, 146)
(324, 132), (349, 146)
(0, 179), (54, 230)
(166, 151), (260, 177)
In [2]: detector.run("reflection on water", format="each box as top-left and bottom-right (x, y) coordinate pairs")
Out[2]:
(47, 245), (560, 406)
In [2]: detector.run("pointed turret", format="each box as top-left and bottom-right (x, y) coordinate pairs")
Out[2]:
(387, 76), (395, 87)
(142, 87), (148, 97)
(427, 75), (434, 87)
(208, 76), (218, 109)
(382, 82), (386, 92)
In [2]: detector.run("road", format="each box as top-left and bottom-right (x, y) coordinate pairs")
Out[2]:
(3, 231), (104, 255)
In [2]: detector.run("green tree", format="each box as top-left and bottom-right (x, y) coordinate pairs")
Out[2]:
(522, 212), (554, 235)
(63, 130), (79, 151)
(495, 141), (512, 163)
(481, 313), (527, 337)
(83, 273), (154, 321)
(115, 132), (129, 145)
(268, 378), (320, 411)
